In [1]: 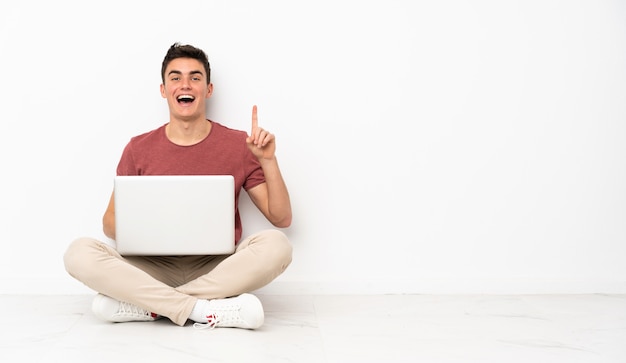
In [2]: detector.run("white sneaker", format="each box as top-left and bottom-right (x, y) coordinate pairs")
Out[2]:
(193, 293), (264, 330)
(92, 294), (159, 323)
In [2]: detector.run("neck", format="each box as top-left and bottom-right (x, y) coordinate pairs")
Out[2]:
(166, 119), (212, 146)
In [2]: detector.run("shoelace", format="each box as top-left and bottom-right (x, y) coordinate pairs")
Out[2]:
(193, 314), (220, 329)
(117, 301), (156, 319)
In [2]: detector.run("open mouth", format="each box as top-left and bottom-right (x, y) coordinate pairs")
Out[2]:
(177, 95), (195, 104)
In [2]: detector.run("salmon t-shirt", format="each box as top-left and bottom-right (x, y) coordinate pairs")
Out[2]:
(116, 120), (265, 243)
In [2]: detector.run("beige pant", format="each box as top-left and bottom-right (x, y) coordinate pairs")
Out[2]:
(63, 229), (292, 326)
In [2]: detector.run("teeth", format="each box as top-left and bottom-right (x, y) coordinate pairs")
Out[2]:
(177, 95), (195, 100)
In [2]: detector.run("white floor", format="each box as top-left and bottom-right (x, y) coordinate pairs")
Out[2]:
(0, 294), (625, 363)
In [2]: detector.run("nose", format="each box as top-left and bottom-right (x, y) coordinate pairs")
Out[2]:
(181, 77), (192, 89)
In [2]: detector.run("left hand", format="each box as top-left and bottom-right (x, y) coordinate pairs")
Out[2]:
(246, 105), (276, 161)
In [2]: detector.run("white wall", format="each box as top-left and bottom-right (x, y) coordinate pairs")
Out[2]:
(1, 0), (624, 295)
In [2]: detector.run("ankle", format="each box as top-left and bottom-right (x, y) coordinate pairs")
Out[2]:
(189, 299), (210, 323)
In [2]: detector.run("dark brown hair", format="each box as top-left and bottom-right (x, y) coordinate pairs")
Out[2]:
(161, 43), (211, 84)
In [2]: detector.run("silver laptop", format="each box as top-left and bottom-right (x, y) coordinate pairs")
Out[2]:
(114, 175), (235, 256)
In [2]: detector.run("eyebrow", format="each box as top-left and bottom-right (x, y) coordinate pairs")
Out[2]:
(167, 70), (204, 77)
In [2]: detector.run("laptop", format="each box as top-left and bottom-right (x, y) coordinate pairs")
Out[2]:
(114, 175), (235, 256)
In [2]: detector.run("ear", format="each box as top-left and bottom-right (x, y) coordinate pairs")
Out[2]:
(160, 83), (166, 98)
(206, 83), (214, 98)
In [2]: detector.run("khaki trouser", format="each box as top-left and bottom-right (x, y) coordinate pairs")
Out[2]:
(63, 229), (292, 326)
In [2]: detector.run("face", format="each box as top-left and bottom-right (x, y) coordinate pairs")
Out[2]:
(160, 57), (213, 121)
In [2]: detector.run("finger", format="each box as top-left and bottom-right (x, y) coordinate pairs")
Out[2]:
(255, 130), (267, 147)
(251, 105), (258, 133)
(258, 130), (270, 147)
(259, 131), (274, 147)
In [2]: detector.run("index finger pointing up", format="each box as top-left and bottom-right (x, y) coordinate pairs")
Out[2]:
(251, 105), (258, 132)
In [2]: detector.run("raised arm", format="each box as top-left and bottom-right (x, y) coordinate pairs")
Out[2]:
(245, 105), (292, 227)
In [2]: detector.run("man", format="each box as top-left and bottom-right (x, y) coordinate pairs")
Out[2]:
(64, 43), (293, 329)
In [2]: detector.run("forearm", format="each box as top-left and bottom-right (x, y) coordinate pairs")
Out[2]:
(102, 192), (116, 240)
(102, 212), (116, 240)
(259, 156), (292, 227)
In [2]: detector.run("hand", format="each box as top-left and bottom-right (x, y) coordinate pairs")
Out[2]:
(246, 105), (276, 161)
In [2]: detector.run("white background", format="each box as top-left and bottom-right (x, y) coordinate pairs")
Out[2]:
(1, 0), (624, 295)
